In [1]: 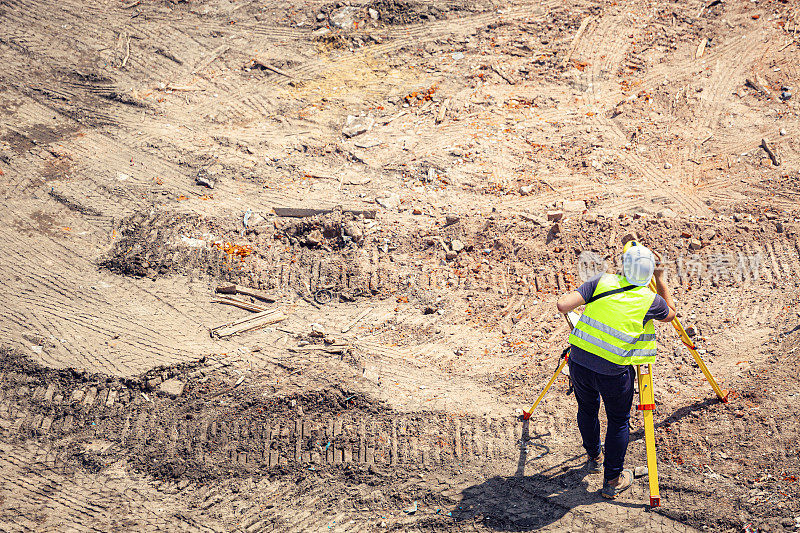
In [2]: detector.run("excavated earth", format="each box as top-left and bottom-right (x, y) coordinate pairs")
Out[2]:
(1, 0), (799, 531)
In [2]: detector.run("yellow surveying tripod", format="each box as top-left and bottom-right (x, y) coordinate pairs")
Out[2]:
(522, 286), (729, 507)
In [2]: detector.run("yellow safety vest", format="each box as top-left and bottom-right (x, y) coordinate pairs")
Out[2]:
(568, 273), (657, 365)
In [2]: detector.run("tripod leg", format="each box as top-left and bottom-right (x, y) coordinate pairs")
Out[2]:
(637, 364), (660, 507)
(523, 355), (569, 420)
(646, 280), (729, 403)
(671, 318), (729, 402)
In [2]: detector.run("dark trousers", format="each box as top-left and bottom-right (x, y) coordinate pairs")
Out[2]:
(568, 360), (635, 481)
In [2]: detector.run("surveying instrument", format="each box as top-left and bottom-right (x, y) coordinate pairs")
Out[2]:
(521, 264), (729, 507)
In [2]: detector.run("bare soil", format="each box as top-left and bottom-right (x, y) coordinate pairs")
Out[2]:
(1, 0), (799, 531)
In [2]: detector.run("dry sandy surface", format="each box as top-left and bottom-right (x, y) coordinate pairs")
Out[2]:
(1, 0), (800, 531)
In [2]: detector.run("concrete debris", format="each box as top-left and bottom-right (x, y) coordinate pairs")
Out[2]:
(195, 171), (215, 188)
(563, 200), (586, 212)
(330, 6), (359, 30)
(547, 210), (564, 222)
(343, 220), (363, 242)
(342, 115), (375, 138)
(376, 193), (400, 210)
(159, 378), (185, 398)
(305, 229), (324, 246)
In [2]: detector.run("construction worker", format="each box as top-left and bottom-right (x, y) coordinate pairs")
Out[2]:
(556, 242), (676, 499)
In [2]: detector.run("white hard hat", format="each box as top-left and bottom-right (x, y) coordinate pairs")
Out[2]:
(622, 243), (655, 286)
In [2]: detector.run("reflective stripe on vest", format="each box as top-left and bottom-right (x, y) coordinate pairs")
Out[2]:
(568, 273), (657, 365)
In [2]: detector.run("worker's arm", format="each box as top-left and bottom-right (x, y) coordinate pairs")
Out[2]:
(556, 291), (586, 314)
(652, 252), (677, 322)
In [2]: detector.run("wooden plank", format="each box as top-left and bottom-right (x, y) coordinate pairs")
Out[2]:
(211, 309), (288, 338)
(211, 297), (269, 313)
(215, 284), (276, 303)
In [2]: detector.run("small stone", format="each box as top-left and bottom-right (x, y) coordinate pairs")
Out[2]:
(159, 378), (185, 398)
(550, 223), (561, 234)
(780, 89), (792, 101)
(689, 238), (702, 250)
(310, 323), (325, 337)
(305, 229), (324, 246)
(633, 212), (646, 220)
(426, 167), (436, 182)
(634, 466), (648, 478)
(316, 12), (326, 21)
(450, 239), (464, 253)
(444, 215), (460, 226)
(733, 212), (744, 222)
(546, 210), (563, 222)
(657, 208), (677, 219)
(685, 325), (697, 337)
(584, 213), (597, 224)
(312, 27), (331, 38)
(445, 250), (457, 260)
(701, 228), (716, 241)
(342, 115), (375, 138)
(412, 208), (422, 215)
(195, 174), (215, 189)
(765, 212), (778, 220)
(368, 7), (379, 20)
(343, 221), (363, 242)
(563, 199), (586, 212)
(776, 222), (784, 233)
(664, 162), (672, 169)
(519, 185), (534, 195)
(780, 129), (787, 136)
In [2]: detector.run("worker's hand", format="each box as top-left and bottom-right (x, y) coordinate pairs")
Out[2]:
(653, 250), (665, 278)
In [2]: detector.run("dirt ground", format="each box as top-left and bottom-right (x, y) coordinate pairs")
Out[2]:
(1, 0), (799, 530)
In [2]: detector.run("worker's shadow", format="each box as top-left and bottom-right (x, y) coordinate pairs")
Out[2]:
(449, 418), (640, 531)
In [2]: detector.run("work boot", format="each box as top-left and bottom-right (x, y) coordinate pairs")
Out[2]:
(601, 469), (633, 499)
(587, 452), (603, 474)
